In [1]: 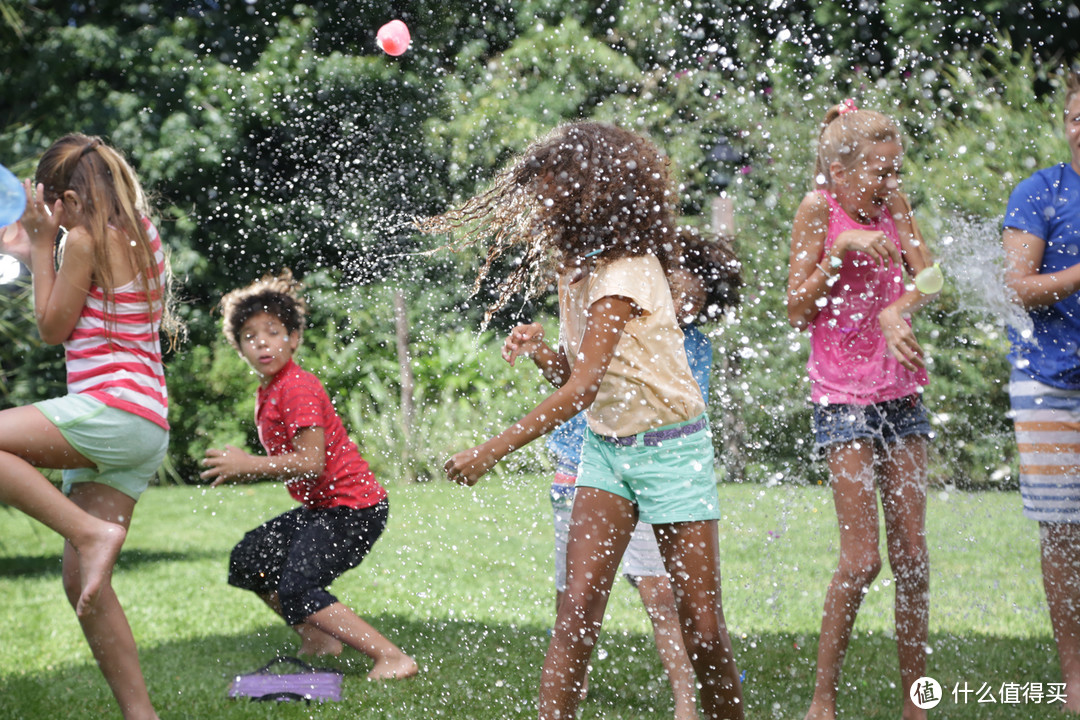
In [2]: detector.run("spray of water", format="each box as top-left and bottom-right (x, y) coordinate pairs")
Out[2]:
(935, 214), (1034, 340)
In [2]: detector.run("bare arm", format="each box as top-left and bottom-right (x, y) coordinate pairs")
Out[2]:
(502, 322), (571, 387)
(877, 191), (937, 371)
(446, 295), (637, 485)
(787, 193), (835, 330)
(1003, 227), (1080, 309)
(201, 426), (326, 486)
(20, 182), (93, 345)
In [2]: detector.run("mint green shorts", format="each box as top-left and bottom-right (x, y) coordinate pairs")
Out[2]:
(576, 415), (721, 524)
(34, 394), (169, 501)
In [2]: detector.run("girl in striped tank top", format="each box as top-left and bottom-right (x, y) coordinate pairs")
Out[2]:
(0, 134), (179, 720)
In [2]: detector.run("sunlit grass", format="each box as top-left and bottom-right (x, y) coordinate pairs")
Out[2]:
(0, 480), (1065, 718)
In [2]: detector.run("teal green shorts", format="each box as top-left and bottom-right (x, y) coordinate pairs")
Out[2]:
(576, 414), (721, 524)
(34, 394), (169, 501)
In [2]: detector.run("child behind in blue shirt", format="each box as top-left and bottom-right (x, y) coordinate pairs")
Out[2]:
(545, 226), (739, 718)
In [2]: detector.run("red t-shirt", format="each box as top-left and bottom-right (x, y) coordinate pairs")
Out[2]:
(256, 359), (386, 510)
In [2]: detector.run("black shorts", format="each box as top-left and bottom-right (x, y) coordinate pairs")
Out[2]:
(228, 499), (388, 625)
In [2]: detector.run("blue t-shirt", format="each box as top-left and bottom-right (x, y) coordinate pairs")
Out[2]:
(1004, 163), (1080, 388)
(547, 325), (713, 468)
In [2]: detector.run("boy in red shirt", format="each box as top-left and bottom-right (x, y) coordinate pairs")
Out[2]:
(201, 270), (417, 680)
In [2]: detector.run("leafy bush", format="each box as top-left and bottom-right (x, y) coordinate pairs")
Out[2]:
(169, 272), (551, 485)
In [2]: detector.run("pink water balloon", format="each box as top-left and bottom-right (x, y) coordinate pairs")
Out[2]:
(377, 20), (410, 56)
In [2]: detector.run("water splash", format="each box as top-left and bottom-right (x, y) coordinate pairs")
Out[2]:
(935, 214), (1034, 339)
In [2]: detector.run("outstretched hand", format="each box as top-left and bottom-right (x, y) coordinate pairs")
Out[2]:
(0, 222), (30, 265)
(201, 445), (256, 486)
(444, 442), (501, 486)
(502, 323), (547, 366)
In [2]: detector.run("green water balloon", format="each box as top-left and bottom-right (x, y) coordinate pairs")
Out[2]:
(914, 263), (944, 295)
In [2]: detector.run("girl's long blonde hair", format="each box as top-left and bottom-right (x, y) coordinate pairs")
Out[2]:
(814, 103), (902, 188)
(35, 134), (181, 347)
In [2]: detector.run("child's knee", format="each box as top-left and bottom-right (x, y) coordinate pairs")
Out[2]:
(837, 553), (882, 589)
(682, 617), (733, 664)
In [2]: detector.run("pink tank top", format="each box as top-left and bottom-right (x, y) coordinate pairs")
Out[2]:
(808, 190), (928, 405)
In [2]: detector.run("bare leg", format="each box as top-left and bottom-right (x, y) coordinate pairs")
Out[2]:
(879, 435), (930, 720)
(61, 483), (158, 720)
(0, 406), (125, 615)
(303, 602), (418, 680)
(636, 573), (701, 720)
(295, 622), (345, 657)
(654, 520), (743, 720)
(1040, 522), (1080, 713)
(553, 588), (589, 701)
(257, 592), (343, 657)
(539, 488), (636, 720)
(805, 441), (882, 720)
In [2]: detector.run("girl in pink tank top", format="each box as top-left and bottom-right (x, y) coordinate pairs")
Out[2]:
(786, 101), (940, 720)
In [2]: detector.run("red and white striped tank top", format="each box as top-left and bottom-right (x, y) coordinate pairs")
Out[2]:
(63, 217), (169, 429)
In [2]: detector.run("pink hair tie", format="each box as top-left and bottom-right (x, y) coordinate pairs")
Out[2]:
(838, 98), (858, 115)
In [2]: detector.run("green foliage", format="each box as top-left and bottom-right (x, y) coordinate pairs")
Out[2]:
(170, 271), (550, 484)
(1, 2), (1077, 491)
(0, 279), (64, 403)
(426, 16), (643, 189)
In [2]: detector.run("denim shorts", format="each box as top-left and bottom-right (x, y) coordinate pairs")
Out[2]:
(576, 415), (720, 524)
(34, 394), (169, 500)
(812, 394), (931, 456)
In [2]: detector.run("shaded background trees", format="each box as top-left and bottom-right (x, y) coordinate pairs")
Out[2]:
(1, 0), (1077, 485)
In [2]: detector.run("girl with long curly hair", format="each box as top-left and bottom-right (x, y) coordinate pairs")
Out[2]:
(419, 121), (744, 720)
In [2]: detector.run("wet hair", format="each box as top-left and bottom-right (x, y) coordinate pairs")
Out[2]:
(672, 226), (742, 324)
(1065, 70), (1080, 116)
(814, 103), (902, 188)
(220, 269), (307, 351)
(35, 133), (182, 347)
(417, 121), (678, 325)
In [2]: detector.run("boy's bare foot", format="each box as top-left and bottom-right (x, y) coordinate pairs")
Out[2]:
(75, 521), (126, 616)
(367, 651), (419, 680)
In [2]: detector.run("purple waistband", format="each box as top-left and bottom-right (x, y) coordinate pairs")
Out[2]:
(596, 415), (707, 447)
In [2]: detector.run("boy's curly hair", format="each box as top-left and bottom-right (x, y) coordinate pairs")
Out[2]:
(417, 121), (678, 325)
(673, 226), (742, 324)
(220, 269), (307, 350)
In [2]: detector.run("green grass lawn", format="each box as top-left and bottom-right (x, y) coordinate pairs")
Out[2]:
(0, 478), (1067, 718)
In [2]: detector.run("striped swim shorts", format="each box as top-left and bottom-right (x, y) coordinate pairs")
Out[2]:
(1009, 368), (1080, 523)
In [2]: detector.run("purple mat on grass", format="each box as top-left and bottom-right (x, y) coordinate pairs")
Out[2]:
(228, 656), (343, 703)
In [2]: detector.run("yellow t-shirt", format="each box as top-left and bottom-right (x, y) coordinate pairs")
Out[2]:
(558, 254), (705, 437)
